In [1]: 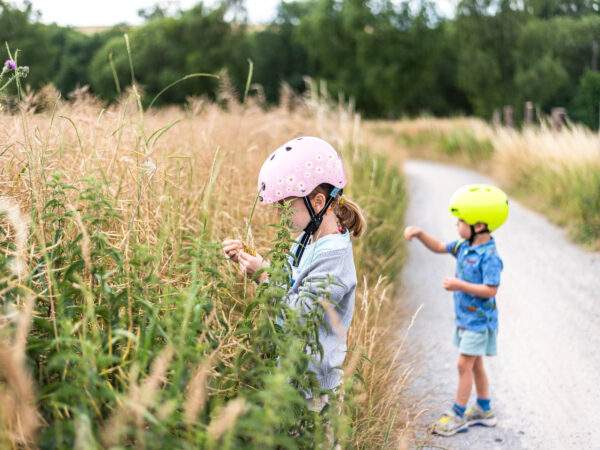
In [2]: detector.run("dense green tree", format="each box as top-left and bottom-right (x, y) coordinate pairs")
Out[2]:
(572, 70), (600, 128)
(249, 2), (312, 103)
(2, 0), (600, 126)
(523, 0), (600, 18)
(453, 0), (527, 117)
(0, 1), (58, 90)
(88, 4), (248, 104)
(514, 54), (570, 109)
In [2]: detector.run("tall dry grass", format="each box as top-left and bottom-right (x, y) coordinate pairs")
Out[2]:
(368, 118), (494, 169)
(492, 123), (600, 246)
(376, 116), (600, 248)
(0, 80), (412, 448)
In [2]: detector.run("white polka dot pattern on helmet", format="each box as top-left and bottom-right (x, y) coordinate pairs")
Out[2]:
(257, 136), (347, 204)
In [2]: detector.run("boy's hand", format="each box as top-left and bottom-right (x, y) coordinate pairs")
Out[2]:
(443, 277), (464, 291)
(222, 239), (243, 262)
(403, 226), (422, 241)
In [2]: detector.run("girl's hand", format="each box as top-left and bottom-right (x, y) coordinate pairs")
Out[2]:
(222, 239), (243, 263)
(238, 251), (269, 282)
(403, 226), (422, 241)
(443, 277), (463, 291)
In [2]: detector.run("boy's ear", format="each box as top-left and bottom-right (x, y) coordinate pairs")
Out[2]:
(474, 222), (488, 233)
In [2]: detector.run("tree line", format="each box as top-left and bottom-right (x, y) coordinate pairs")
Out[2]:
(2, 0), (600, 127)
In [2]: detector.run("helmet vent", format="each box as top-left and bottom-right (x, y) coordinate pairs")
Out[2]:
(285, 146), (292, 151)
(270, 153), (276, 160)
(261, 182), (266, 191)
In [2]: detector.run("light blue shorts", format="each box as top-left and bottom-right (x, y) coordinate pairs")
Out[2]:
(454, 327), (497, 356)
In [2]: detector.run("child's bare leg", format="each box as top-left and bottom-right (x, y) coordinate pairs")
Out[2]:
(473, 356), (490, 399)
(456, 354), (476, 406)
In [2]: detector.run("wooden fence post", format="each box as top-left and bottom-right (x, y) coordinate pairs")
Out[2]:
(551, 107), (567, 131)
(524, 101), (534, 125)
(503, 105), (514, 128)
(492, 109), (501, 127)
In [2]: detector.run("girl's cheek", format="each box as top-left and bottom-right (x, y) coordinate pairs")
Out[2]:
(292, 216), (305, 231)
(291, 211), (308, 231)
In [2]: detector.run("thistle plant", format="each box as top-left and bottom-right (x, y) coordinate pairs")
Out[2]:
(0, 46), (29, 99)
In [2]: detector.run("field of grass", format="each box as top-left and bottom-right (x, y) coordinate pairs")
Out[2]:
(369, 118), (495, 169)
(371, 118), (600, 249)
(0, 81), (412, 449)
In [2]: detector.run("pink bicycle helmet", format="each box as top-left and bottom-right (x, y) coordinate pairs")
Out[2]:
(257, 136), (346, 204)
(257, 136), (347, 266)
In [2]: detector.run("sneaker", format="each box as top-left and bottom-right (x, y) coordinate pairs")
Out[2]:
(465, 404), (498, 427)
(430, 411), (468, 436)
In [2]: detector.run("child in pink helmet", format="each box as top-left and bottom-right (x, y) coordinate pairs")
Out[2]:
(223, 136), (366, 412)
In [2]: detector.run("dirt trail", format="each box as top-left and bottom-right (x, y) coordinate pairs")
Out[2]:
(402, 159), (600, 449)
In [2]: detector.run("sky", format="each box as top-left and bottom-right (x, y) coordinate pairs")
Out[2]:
(21, 0), (456, 27)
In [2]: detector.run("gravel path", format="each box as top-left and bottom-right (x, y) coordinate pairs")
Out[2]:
(402, 159), (600, 449)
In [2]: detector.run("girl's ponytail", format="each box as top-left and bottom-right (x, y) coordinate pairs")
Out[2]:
(310, 184), (367, 238)
(333, 195), (367, 238)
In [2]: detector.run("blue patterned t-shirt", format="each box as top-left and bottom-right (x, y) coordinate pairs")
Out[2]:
(445, 238), (503, 332)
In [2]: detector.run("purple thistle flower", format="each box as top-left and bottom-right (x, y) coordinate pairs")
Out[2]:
(4, 59), (16, 71)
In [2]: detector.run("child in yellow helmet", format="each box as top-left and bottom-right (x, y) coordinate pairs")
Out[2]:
(404, 184), (509, 437)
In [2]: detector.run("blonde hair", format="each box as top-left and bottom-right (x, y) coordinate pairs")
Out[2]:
(310, 184), (367, 238)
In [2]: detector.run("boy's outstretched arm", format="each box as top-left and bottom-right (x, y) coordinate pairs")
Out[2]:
(404, 226), (447, 254)
(443, 277), (498, 298)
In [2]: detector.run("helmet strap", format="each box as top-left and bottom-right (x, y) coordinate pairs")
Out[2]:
(293, 187), (342, 267)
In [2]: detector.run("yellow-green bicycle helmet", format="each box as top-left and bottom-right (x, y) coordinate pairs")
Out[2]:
(449, 184), (509, 232)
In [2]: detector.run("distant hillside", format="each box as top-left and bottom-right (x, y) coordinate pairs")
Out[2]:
(75, 25), (123, 35)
